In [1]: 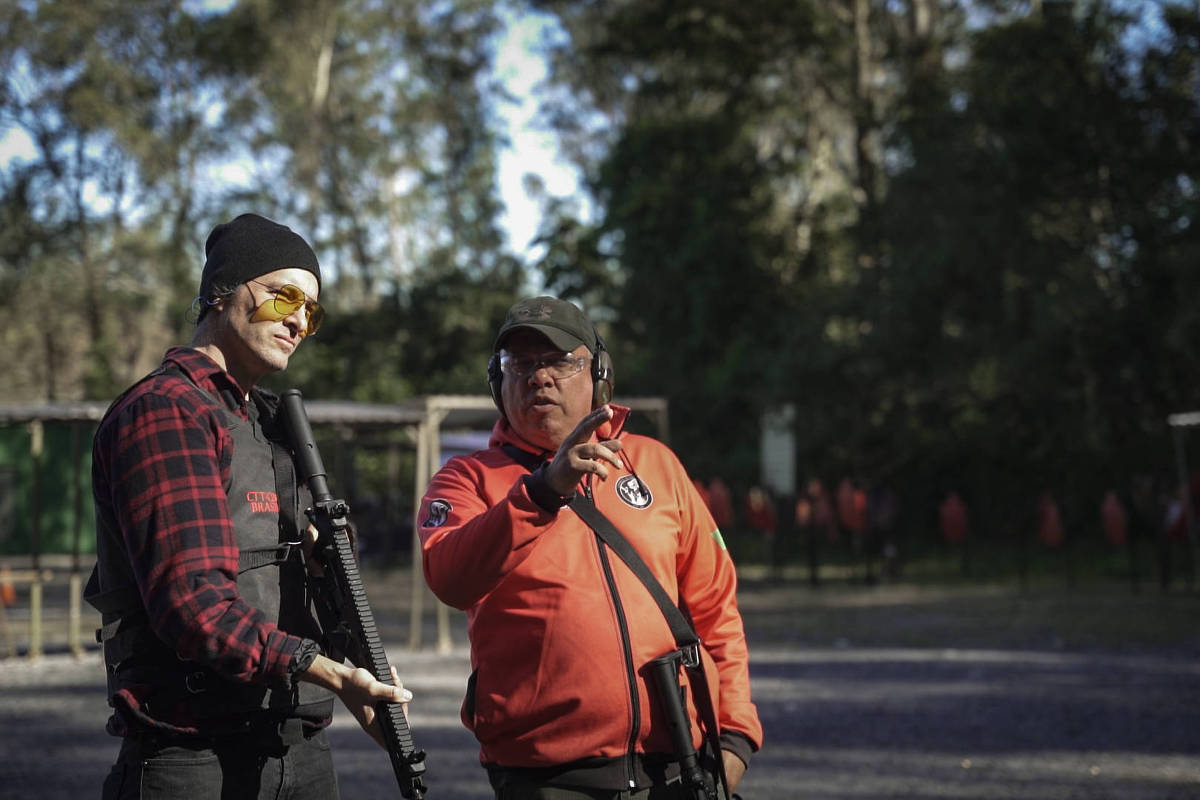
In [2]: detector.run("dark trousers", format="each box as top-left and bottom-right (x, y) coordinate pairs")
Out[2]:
(100, 729), (339, 800)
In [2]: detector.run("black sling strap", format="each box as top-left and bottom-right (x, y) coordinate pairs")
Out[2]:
(568, 496), (699, 651)
(502, 444), (731, 797)
(568, 494), (730, 799)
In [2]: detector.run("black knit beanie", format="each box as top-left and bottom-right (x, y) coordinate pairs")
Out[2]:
(198, 213), (321, 301)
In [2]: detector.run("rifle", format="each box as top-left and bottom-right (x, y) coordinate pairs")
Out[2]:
(649, 649), (718, 800)
(281, 389), (428, 799)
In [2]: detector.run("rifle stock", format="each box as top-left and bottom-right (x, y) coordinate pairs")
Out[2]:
(281, 389), (428, 799)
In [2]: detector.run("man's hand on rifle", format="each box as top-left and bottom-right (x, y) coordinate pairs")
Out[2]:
(303, 523), (325, 577)
(297, 656), (413, 750)
(302, 520), (360, 578)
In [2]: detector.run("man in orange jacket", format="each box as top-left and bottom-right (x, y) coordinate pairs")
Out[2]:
(418, 297), (762, 799)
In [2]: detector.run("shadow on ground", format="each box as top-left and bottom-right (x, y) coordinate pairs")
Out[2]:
(2, 571), (1198, 799)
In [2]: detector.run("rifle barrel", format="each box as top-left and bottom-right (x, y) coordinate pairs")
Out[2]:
(281, 390), (428, 798)
(280, 389), (332, 503)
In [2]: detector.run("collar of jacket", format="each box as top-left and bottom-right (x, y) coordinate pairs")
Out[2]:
(488, 403), (631, 454)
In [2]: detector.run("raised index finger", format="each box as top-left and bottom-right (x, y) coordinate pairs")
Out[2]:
(561, 404), (613, 451)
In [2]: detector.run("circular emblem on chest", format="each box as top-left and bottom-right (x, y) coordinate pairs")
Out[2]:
(615, 475), (653, 509)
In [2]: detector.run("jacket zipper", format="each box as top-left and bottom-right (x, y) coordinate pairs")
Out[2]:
(586, 482), (641, 789)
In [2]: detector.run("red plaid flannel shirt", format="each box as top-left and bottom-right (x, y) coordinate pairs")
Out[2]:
(91, 347), (306, 731)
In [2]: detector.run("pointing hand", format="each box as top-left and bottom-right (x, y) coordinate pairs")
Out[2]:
(544, 405), (624, 495)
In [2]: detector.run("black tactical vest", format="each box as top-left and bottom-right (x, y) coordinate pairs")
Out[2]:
(86, 369), (334, 723)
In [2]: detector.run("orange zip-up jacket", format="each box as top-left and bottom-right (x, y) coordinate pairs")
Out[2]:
(418, 405), (762, 783)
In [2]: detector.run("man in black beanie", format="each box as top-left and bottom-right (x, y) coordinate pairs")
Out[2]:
(87, 213), (411, 799)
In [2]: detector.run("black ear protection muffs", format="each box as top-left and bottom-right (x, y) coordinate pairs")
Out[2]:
(488, 328), (615, 416)
(487, 353), (503, 411)
(591, 339), (614, 406)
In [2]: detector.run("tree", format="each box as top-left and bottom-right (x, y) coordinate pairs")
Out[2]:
(1, 0), (522, 403)
(528, 0), (844, 479)
(0, 0), (232, 400)
(201, 0), (523, 399)
(528, 0), (1200, 553)
(872, 1), (1200, 535)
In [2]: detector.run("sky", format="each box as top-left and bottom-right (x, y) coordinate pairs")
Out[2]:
(0, 3), (580, 265)
(492, 9), (581, 260)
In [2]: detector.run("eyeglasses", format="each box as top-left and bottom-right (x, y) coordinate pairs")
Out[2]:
(248, 279), (324, 337)
(499, 351), (590, 380)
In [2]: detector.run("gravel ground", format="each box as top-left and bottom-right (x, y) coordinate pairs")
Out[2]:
(2, 573), (1198, 799)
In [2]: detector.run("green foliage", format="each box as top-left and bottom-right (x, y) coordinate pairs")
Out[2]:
(595, 115), (791, 480)
(1, 0), (519, 406)
(530, 0), (827, 479)
(524, 0), (1200, 552)
(867, 3), (1200, 532)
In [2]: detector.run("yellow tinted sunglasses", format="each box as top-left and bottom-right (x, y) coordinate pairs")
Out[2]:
(249, 279), (324, 337)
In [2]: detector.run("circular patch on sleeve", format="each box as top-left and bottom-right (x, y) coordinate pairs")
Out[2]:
(422, 499), (453, 528)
